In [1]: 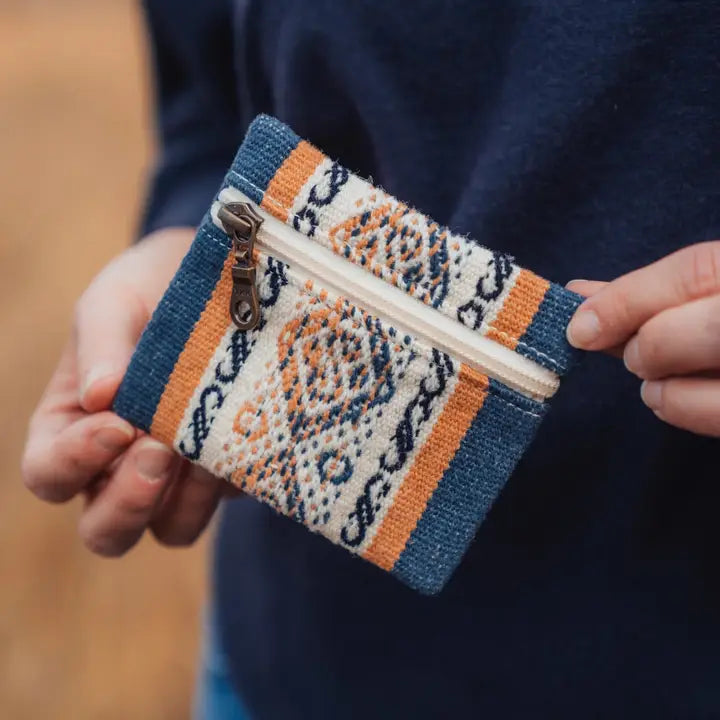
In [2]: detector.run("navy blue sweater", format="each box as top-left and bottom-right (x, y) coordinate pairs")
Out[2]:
(142, 1), (720, 717)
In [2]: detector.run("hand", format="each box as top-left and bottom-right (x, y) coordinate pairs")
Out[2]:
(22, 228), (229, 556)
(566, 241), (720, 437)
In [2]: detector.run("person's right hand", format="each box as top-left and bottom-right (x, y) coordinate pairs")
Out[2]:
(22, 228), (229, 556)
(567, 241), (720, 437)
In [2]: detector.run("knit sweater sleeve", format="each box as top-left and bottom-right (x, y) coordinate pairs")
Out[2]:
(138, 0), (241, 237)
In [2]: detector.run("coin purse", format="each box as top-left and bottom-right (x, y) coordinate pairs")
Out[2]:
(114, 114), (582, 594)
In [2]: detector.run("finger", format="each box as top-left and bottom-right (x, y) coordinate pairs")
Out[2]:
(151, 461), (224, 547)
(604, 343), (627, 360)
(640, 376), (720, 437)
(83, 453), (127, 504)
(565, 281), (627, 358)
(30, 338), (84, 428)
(74, 287), (148, 413)
(221, 483), (244, 498)
(623, 294), (720, 380)
(78, 437), (176, 557)
(22, 410), (135, 503)
(567, 241), (720, 350)
(565, 279), (608, 297)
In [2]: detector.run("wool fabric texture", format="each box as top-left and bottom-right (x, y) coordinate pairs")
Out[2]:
(115, 115), (582, 593)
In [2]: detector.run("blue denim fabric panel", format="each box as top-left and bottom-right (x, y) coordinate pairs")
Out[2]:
(392, 379), (545, 594)
(113, 222), (231, 431)
(516, 283), (584, 375)
(228, 115), (300, 202)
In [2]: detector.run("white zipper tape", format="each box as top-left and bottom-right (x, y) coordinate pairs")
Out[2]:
(211, 187), (560, 402)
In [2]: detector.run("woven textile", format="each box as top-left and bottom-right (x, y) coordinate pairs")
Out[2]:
(115, 115), (582, 593)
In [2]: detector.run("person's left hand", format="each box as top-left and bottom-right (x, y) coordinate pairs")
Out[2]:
(21, 228), (233, 558)
(566, 241), (720, 437)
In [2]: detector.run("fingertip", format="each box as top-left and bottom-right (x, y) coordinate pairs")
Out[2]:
(150, 462), (223, 547)
(640, 380), (663, 411)
(133, 437), (175, 484)
(566, 279), (608, 298)
(80, 365), (125, 412)
(22, 412), (135, 504)
(566, 308), (601, 349)
(78, 438), (176, 557)
(92, 418), (135, 453)
(622, 336), (643, 376)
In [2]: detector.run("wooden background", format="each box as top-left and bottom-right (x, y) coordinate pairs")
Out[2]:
(0, 2), (208, 717)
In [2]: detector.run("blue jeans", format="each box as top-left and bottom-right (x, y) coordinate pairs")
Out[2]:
(194, 611), (251, 720)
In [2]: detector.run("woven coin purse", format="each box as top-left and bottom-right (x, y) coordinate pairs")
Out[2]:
(114, 114), (582, 594)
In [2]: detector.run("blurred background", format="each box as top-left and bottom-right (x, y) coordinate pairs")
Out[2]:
(0, 1), (208, 717)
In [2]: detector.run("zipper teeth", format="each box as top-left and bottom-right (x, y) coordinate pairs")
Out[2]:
(212, 187), (559, 402)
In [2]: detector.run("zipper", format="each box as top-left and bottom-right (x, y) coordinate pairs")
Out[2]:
(212, 188), (559, 402)
(217, 201), (262, 331)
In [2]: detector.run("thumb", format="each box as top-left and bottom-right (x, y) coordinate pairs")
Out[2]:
(75, 288), (148, 413)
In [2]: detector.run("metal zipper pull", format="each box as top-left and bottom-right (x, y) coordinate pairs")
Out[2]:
(218, 201), (263, 331)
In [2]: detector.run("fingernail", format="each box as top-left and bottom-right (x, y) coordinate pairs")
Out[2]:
(135, 439), (174, 483)
(640, 380), (663, 410)
(565, 279), (587, 290)
(94, 421), (135, 452)
(81, 363), (119, 402)
(623, 336), (643, 375)
(567, 309), (600, 348)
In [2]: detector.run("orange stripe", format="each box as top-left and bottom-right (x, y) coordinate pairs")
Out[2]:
(261, 141), (325, 221)
(150, 251), (235, 445)
(363, 365), (489, 571)
(486, 269), (550, 349)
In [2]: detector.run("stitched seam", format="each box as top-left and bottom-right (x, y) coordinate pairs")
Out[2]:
(484, 392), (544, 420)
(226, 170), (567, 373)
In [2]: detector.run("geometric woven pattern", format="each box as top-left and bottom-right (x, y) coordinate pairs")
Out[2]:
(115, 115), (582, 593)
